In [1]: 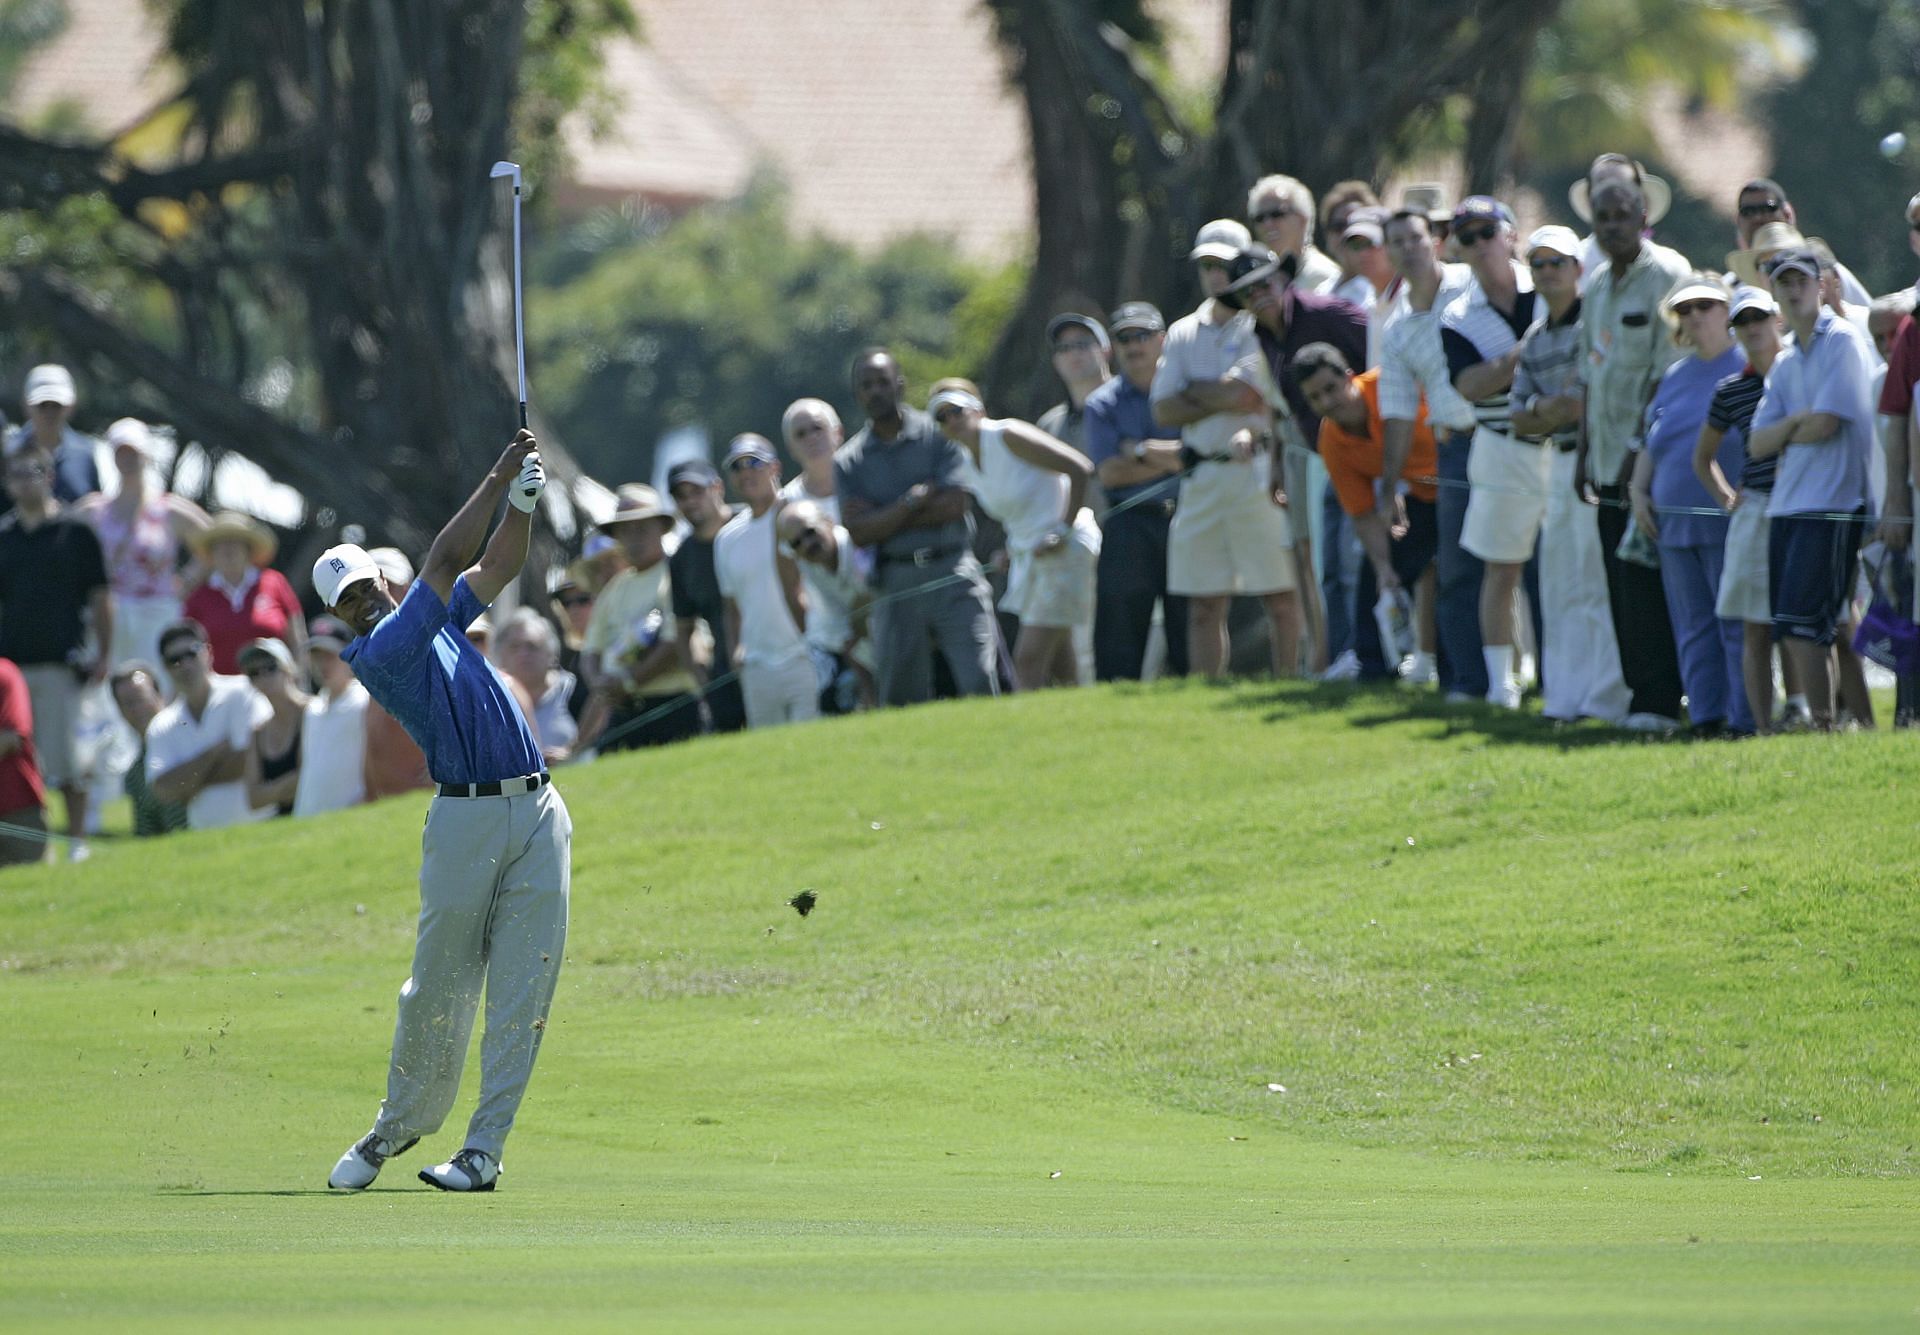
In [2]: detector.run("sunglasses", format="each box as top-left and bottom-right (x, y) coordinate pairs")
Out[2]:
(1454, 223), (1499, 247)
(726, 457), (769, 473)
(1672, 300), (1723, 318)
(1529, 255), (1573, 271)
(1909, 219), (1920, 233)
(1250, 207), (1296, 225)
(163, 647), (202, 667)
(1052, 339), (1099, 355)
(243, 662), (282, 678)
(1115, 329), (1158, 344)
(933, 406), (965, 425)
(1738, 199), (1783, 218)
(1731, 311), (1774, 328)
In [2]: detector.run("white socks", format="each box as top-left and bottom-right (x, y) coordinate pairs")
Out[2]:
(1484, 645), (1521, 708)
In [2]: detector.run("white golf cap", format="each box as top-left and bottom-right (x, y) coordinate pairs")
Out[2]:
(1188, 218), (1252, 263)
(24, 364), (75, 407)
(105, 417), (152, 455)
(1728, 285), (1778, 322)
(1664, 273), (1731, 313)
(312, 543), (382, 608)
(1525, 225), (1582, 261)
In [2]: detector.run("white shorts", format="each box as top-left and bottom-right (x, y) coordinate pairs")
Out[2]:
(1461, 426), (1553, 564)
(1003, 509), (1100, 629)
(1716, 492), (1771, 623)
(741, 653), (820, 728)
(1168, 459), (1297, 596)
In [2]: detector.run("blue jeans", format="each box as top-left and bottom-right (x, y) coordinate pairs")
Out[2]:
(1321, 479), (1362, 663)
(1436, 433), (1486, 696)
(1659, 539), (1754, 734)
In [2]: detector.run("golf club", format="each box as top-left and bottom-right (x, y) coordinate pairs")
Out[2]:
(490, 160), (528, 428)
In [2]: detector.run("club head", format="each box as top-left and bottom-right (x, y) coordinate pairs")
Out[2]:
(489, 161), (521, 186)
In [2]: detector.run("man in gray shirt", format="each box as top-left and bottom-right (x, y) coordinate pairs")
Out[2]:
(835, 348), (998, 706)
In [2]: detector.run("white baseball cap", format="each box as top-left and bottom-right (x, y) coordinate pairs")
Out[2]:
(312, 543), (382, 608)
(24, 364), (75, 408)
(1188, 218), (1252, 263)
(105, 417), (152, 455)
(1728, 285), (1779, 323)
(1525, 225), (1583, 262)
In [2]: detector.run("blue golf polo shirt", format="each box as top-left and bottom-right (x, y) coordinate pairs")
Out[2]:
(343, 576), (543, 785)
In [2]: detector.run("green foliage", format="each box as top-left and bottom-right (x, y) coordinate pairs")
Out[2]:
(1520, 0), (1788, 171)
(1767, 0), (1920, 295)
(0, 0), (65, 102)
(516, 0), (640, 193)
(530, 178), (1022, 480)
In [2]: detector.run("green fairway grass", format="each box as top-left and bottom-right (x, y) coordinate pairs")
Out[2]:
(3, 681), (1917, 1330)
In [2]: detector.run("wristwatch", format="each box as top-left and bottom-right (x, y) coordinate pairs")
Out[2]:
(1131, 440), (1150, 462)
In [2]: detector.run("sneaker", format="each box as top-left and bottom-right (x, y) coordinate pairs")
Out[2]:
(1319, 650), (1361, 682)
(66, 842), (91, 865)
(1621, 712), (1681, 734)
(328, 1130), (419, 1191)
(1487, 682), (1524, 710)
(419, 1148), (499, 1192)
(1442, 690), (1479, 705)
(1399, 653), (1438, 686)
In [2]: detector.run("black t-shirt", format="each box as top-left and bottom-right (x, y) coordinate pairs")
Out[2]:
(667, 523), (747, 733)
(0, 511), (108, 665)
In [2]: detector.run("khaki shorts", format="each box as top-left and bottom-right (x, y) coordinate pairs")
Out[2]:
(1168, 459), (1296, 596)
(1716, 493), (1771, 623)
(1461, 426), (1552, 563)
(22, 664), (86, 790)
(1005, 542), (1097, 628)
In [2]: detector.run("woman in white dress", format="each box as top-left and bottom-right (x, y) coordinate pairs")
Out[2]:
(928, 377), (1100, 690)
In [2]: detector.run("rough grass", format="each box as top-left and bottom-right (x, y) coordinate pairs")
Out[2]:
(1, 680), (1916, 1330)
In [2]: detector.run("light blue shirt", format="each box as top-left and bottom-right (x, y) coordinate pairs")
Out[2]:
(343, 576), (543, 785)
(1752, 311), (1876, 519)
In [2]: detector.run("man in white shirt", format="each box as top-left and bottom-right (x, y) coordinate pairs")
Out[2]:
(294, 616), (369, 817)
(145, 619), (271, 831)
(714, 435), (815, 727)
(1151, 220), (1299, 678)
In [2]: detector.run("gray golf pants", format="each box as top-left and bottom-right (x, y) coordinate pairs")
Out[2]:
(873, 556), (999, 706)
(371, 783), (571, 1160)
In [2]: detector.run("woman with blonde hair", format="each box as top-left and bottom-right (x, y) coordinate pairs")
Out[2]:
(928, 377), (1100, 689)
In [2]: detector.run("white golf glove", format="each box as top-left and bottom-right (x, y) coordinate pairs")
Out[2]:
(509, 450), (545, 514)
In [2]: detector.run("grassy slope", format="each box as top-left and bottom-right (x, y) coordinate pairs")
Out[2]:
(1, 681), (1916, 1330)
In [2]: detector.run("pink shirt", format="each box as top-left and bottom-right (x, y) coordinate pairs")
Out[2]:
(89, 495), (180, 601)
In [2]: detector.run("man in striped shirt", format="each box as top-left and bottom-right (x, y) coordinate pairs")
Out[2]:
(1440, 196), (1540, 708)
(1512, 227), (1632, 724)
(1378, 207), (1479, 696)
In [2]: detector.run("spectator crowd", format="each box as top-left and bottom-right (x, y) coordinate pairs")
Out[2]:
(5, 154), (1920, 864)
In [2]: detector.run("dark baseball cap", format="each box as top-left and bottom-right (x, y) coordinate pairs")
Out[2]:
(1762, 246), (1824, 282)
(1451, 195), (1515, 229)
(666, 459), (720, 491)
(1108, 302), (1165, 334)
(1045, 312), (1111, 351)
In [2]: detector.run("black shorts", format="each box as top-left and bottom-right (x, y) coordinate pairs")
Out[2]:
(1769, 509), (1867, 646)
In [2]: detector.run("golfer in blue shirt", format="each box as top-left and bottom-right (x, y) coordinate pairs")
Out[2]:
(322, 431), (568, 1193)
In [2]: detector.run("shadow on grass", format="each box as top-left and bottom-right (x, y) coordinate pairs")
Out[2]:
(158, 1189), (354, 1197)
(1211, 679), (1683, 751)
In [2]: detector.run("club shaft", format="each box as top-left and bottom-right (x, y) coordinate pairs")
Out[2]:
(512, 184), (528, 418)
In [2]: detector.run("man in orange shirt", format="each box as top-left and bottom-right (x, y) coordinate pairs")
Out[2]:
(1296, 343), (1440, 680)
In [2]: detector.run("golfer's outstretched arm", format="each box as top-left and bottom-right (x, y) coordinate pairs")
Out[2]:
(421, 431), (536, 602)
(464, 503), (532, 607)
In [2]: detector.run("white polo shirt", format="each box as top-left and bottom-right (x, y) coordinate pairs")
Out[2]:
(145, 674), (273, 830)
(293, 680), (369, 817)
(714, 507), (809, 667)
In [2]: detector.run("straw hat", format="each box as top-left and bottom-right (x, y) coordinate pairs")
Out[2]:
(1726, 222), (1827, 288)
(190, 511), (277, 565)
(1569, 162), (1673, 225)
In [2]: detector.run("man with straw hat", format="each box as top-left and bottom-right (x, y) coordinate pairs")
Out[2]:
(183, 510), (304, 674)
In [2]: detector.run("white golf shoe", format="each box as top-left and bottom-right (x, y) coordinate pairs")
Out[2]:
(328, 1131), (419, 1191)
(419, 1148), (500, 1192)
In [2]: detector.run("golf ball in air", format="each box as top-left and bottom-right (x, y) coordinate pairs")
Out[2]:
(1880, 131), (1908, 159)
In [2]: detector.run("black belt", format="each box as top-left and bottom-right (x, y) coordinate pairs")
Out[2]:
(878, 545), (966, 567)
(437, 772), (549, 799)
